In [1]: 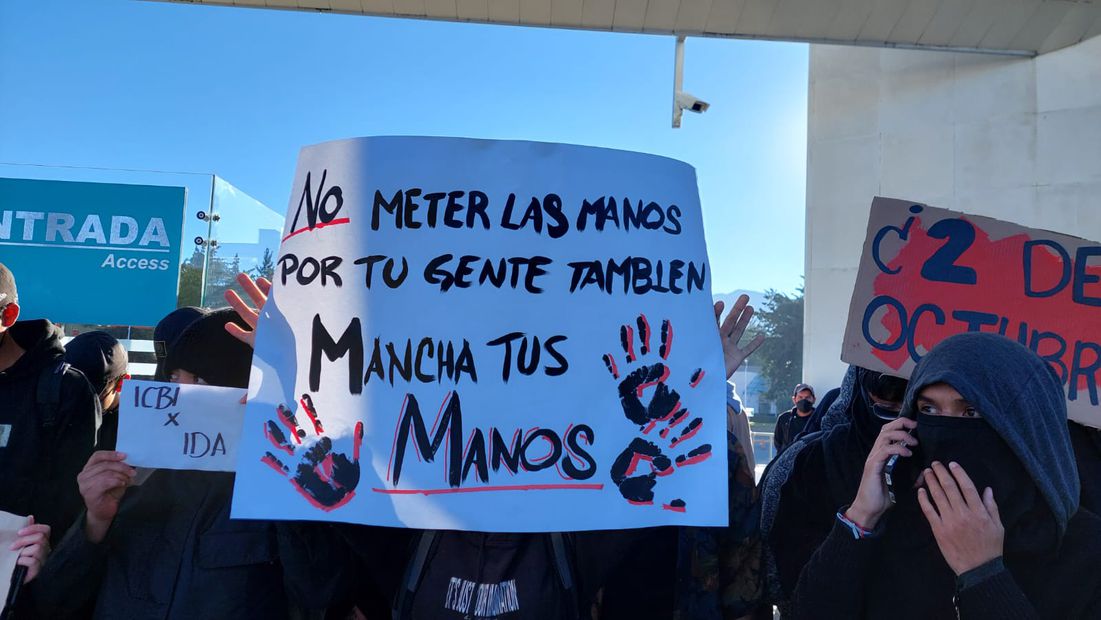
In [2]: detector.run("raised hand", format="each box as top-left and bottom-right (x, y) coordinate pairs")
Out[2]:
(261, 393), (365, 512)
(77, 451), (136, 543)
(847, 417), (919, 530)
(225, 272), (272, 349)
(603, 315), (712, 512)
(714, 294), (766, 379)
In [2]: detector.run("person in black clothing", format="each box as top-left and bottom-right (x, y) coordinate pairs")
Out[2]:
(0, 262), (100, 547)
(64, 331), (128, 450)
(800, 385), (840, 437)
(224, 276), (769, 620)
(151, 305), (205, 381)
(773, 383), (816, 454)
(790, 333), (1101, 619)
(1068, 421), (1101, 516)
(760, 366), (908, 610)
(32, 308), (326, 619)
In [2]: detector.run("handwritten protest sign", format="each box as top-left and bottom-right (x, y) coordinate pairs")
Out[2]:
(0, 511), (29, 610)
(117, 380), (245, 472)
(843, 197), (1101, 427)
(231, 137), (727, 531)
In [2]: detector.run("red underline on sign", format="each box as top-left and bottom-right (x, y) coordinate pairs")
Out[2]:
(372, 483), (605, 496)
(281, 218), (352, 242)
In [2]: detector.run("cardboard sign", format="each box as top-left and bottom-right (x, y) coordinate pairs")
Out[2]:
(117, 380), (246, 472)
(0, 511), (29, 610)
(0, 177), (185, 326)
(231, 137), (727, 531)
(843, 197), (1101, 427)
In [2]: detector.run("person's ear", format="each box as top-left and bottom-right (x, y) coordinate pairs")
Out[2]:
(1, 302), (19, 328)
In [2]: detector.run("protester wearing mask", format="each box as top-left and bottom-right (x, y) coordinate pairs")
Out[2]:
(223, 275), (769, 620)
(773, 384), (816, 454)
(64, 331), (129, 450)
(0, 262), (101, 548)
(759, 366), (908, 609)
(791, 333), (1101, 619)
(32, 308), (327, 619)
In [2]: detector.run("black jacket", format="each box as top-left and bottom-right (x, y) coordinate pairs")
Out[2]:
(769, 390), (886, 599)
(789, 334), (1101, 618)
(1069, 421), (1101, 516)
(791, 508), (1101, 619)
(32, 470), (303, 620)
(0, 320), (100, 544)
(773, 408), (813, 454)
(287, 524), (652, 620)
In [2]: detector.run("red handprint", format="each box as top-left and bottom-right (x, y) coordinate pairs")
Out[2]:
(261, 393), (365, 512)
(603, 315), (710, 512)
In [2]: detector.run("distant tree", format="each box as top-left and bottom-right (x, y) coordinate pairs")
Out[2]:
(177, 263), (202, 307)
(198, 244), (238, 307)
(185, 246), (205, 268)
(755, 288), (805, 405)
(254, 248), (275, 280)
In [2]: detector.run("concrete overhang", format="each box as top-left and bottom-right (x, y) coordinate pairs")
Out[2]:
(151, 0), (1101, 56)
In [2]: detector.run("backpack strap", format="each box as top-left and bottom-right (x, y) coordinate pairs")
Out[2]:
(549, 533), (580, 620)
(393, 530), (438, 620)
(36, 360), (67, 431)
(34, 360), (68, 483)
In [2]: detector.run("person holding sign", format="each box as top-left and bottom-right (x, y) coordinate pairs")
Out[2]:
(30, 307), (328, 619)
(223, 273), (768, 620)
(0, 263), (101, 549)
(789, 333), (1101, 619)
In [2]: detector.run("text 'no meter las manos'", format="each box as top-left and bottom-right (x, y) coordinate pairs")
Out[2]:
(230, 137), (728, 531)
(844, 197), (1101, 428)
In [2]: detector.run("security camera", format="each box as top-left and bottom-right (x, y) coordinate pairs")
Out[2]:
(675, 91), (710, 114)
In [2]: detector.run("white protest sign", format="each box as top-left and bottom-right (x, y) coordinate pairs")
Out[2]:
(117, 380), (245, 472)
(231, 137), (727, 532)
(0, 511), (29, 610)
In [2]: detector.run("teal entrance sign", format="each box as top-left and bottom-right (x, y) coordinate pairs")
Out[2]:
(0, 177), (186, 326)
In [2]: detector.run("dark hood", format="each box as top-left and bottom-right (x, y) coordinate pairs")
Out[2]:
(902, 332), (1079, 535)
(1, 319), (66, 379)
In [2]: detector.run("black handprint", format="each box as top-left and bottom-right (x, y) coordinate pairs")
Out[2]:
(261, 393), (365, 512)
(604, 315), (711, 510)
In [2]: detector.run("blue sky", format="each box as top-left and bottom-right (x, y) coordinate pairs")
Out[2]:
(0, 0), (807, 296)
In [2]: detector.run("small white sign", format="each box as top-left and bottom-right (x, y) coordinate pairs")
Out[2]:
(117, 380), (246, 472)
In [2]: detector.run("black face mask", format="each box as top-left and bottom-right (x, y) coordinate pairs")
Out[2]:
(916, 413), (1043, 541)
(795, 398), (814, 413)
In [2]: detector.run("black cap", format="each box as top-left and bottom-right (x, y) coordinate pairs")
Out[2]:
(153, 307), (207, 381)
(0, 262), (17, 306)
(66, 331), (129, 396)
(793, 383), (815, 398)
(163, 308), (253, 389)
